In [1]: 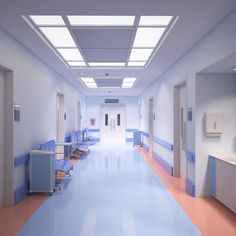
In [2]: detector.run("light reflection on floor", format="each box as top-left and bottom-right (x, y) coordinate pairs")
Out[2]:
(17, 143), (200, 236)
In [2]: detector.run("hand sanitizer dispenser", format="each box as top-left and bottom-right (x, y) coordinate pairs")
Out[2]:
(205, 113), (224, 137)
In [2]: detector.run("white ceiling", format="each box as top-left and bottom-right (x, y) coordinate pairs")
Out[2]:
(0, 0), (236, 96)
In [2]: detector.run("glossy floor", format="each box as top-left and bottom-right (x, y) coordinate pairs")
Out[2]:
(138, 147), (236, 236)
(17, 144), (200, 236)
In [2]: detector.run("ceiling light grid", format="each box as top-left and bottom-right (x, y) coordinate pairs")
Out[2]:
(26, 15), (175, 69)
(79, 77), (98, 89)
(122, 77), (137, 88)
(128, 16), (173, 67)
(29, 15), (86, 67)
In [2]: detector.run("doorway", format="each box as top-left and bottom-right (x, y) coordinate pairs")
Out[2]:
(0, 70), (4, 206)
(100, 105), (126, 143)
(149, 98), (154, 153)
(77, 102), (82, 131)
(174, 82), (187, 180)
(56, 93), (65, 160)
(0, 66), (13, 206)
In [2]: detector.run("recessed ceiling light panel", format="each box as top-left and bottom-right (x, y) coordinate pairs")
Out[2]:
(128, 61), (146, 66)
(39, 27), (76, 47)
(80, 77), (95, 83)
(139, 16), (173, 26)
(85, 83), (98, 88)
(123, 77), (136, 83)
(57, 48), (84, 61)
(88, 62), (125, 67)
(122, 83), (133, 88)
(67, 61), (86, 66)
(29, 15), (65, 26)
(129, 48), (153, 61)
(67, 15), (135, 26)
(133, 27), (166, 48)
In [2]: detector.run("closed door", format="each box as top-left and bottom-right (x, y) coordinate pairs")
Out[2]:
(56, 93), (65, 160)
(0, 70), (4, 206)
(149, 98), (154, 153)
(179, 84), (187, 180)
(101, 106), (126, 143)
(77, 102), (82, 130)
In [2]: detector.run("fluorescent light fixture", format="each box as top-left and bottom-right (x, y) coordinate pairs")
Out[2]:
(129, 48), (153, 61)
(29, 15), (65, 26)
(67, 61), (86, 66)
(128, 61), (146, 66)
(39, 27), (76, 47)
(85, 83), (97, 88)
(122, 83), (133, 88)
(88, 62), (125, 67)
(80, 77), (95, 83)
(139, 16), (173, 26)
(67, 15), (135, 26)
(57, 48), (84, 61)
(133, 27), (166, 48)
(233, 67), (236, 71)
(123, 77), (136, 83)
(99, 86), (121, 89)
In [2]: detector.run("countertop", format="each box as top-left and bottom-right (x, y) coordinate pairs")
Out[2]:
(209, 153), (236, 166)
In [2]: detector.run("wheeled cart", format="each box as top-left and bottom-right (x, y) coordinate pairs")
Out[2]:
(29, 150), (55, 195)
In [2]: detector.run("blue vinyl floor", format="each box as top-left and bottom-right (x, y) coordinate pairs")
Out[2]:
(17, 144), (200, 236)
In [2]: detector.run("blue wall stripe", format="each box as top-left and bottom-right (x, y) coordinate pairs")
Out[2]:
(185, 178), (195, 197)
(14, 153), (30, 167)
(126, 129), (138, 132)
(14, 182), (28, 205)
(152, 151), (173, 176)
(186, 151), (195, 163)
(141, 131), (149, 138)
(87, 128), (100, 132)
(91, 137), (100, 142)
(126, 138), (134, 142)
(153, 136), (173, 151)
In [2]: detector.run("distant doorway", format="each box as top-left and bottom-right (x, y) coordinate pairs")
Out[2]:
(174, 82), (187, 180)
(0, 66), (13, 206)
(100, 106), (126, 143)
(0, 69), (4, 207)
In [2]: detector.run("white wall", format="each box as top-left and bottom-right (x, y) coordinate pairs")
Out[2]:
(0, 69), (4, 206)
(139, 9), (236, 196)
(85, 96), (139, 139)
(0, 27), (86, 200)
(196, 73), (236, 196)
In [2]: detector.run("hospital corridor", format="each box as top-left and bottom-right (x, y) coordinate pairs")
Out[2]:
(0, 0), (236, 235)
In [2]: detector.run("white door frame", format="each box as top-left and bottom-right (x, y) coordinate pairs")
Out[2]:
(149, 98), (154, 153)
(77, 101), (82, 131)
(0, 65), (14, 206)
(56, 93), (65, 159)
(173, 81), (187, 178)
(100, 105), (126, 143)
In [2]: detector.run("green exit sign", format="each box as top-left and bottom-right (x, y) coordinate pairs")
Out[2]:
(105, 99), (119, 103)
